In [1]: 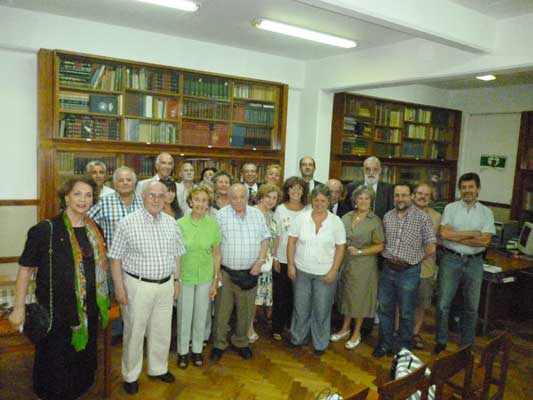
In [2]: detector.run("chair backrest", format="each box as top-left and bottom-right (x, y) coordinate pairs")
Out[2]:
(429, 345), (474, 399)
(377, 365), (428, 400)
(479, 331), (512, 400)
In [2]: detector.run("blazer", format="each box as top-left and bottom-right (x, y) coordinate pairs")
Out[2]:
(344, 181), (394, 219)
(333, 201), (351, 218)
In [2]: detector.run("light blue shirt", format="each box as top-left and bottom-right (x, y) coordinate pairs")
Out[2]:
(440, 200), (495, 255)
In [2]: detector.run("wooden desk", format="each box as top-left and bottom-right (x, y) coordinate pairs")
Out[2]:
(0, 302), (120, 399)
(481, 249), (533, 335)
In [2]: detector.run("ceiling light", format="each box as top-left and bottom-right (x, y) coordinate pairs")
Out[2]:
(137, 0), (199, 12)
(253, 18), (356, 49)
(476, 75), (496, 81)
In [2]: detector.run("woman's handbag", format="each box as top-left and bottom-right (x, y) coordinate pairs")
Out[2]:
(260, 255), (273, 273)
(23, 220), (53, 344)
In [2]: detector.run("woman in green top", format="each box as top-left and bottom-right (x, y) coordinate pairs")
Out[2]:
(176, 187), (221, 368)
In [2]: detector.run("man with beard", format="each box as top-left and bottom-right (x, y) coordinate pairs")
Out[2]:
(345, 156), (393, 219)
(434, 173), (494, 354)
(373, 183), (436, 357)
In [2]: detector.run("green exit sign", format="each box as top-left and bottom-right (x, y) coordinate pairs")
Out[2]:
(480, 154), (506, 168)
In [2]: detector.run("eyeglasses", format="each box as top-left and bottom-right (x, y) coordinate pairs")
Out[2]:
(147, 193), (166, 200)
(288, 186), (303, 191)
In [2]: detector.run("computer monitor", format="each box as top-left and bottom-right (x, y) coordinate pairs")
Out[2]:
(517, 221), (533, 256)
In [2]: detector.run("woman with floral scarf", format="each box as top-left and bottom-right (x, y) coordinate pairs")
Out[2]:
(9, 176), (109, 400)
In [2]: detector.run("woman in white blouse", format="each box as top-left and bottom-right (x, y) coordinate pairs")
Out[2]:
(287, 185), (346, 355)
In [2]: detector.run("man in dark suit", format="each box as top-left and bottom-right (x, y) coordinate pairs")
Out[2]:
(326, 179), (350, 217)
(299, 156), (323, 194)
(344, 156), (394, 339)
(344, 156), (394, 219)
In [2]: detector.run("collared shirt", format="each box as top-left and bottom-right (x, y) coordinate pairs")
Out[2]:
(288, 209), (346, 275)
(419, 207), (441, 278)
(135, 174), (176, 196)
(382, 206), (436, 265)
(441, 200), (495, 255)
(244, 183), (259, 204)
(216, 205), (271, 270)
(87, 192), (143, 247)
(99, 185), (116, 198)
(274, 203), (306, 264)
(109, 208), (185, 280)
(176, 181), (195, 214)
(306, 179), (315, 194)
(178, 214), (221, 285)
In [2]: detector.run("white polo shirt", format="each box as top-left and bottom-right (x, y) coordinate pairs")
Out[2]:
(288, 209), (346, 275)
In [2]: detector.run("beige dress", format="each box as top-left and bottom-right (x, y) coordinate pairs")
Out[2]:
(340, 211), (384, 318)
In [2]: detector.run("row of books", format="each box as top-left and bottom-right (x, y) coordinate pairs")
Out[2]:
(374, 143), (400, 158)
(59, 92), (120, 115)
(376, 106), (402, 127)
(343, 117), (372, 136)
(59, 115), (120, 140)
(402, 141), (425, 158)
(125, 94), (179, 119)
(126, 68), (179, 92)
(375, 127), (401, 143)
(124, 155), (156, 177)
(345, 99), (373, 118)
(231, 126), (272, 147)
(126, 120), (178, 144)
(428, 143), (447, 159)
(404, 108), (432, 124)
(341, 165), (393, 183)
(181, 121), (231, 147)
(60, 60), (122, 91)
(59, 92), (90, 111)
(405, 124), (427, 139)
(428, 127), (452, 141)
(57, 153), (117, 175)
(183, 100), (231, 120)
(342, 138), (369, 155)
(233, 103), (275, 125)
(184, 74), (229, 99)
(233, 83), (276, 102)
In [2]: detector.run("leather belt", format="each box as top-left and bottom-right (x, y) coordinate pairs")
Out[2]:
(383, 258), (415, 272)
(444, 248), (484, 259)
(125, 271), (172, 284)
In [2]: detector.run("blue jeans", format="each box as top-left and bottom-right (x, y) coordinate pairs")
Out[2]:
(377, 264), (421, 351)
(290, 269), (337, 351)
(436, 252), (484, 346)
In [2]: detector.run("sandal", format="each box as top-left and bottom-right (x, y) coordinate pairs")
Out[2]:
(191, 352), (203, 367)
(413, 334), (424, 350)
(272, 333), (283, 341)
(177, 354), (189, 369)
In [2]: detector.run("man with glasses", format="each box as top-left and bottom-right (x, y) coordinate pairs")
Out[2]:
(109, 181), (185, 395)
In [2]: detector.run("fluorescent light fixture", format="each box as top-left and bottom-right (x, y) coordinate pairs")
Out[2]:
(476, 75), (496, 81)
(137, 0), (199, 12)
(253, 18), (356, 49)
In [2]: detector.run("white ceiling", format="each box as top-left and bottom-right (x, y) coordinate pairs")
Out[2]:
(426, 69), (533, 90)
(0, 0), (414, 60)
(449, 0), (533, 19)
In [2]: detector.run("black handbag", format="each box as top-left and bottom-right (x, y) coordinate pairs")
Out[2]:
(23, 220), (53, 344)
(221, 266), (258, 290)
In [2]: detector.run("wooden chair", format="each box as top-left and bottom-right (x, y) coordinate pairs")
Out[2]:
(377, 364), (429, 400)
(475, 332), (512, 400)
(429, 344), (474, 399)
(344, 386), (370, 400)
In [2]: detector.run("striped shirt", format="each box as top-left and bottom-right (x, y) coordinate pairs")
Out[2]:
(382, 206), (436, 265)
(87, 192), (143, 247)
(109, 208), (185, 280)
(216, 205), (271, 270)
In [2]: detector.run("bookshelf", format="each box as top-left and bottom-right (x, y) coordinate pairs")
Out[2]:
(330, 93), (461, 203)
(38, 49), (288, 218)
(511, 111), (533, 225)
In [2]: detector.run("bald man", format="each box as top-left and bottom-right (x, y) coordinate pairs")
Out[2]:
(135, 152), (176, 196)
(326, 179), (350, 217)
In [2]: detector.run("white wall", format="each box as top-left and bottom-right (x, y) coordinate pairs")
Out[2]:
(355, 84), (453, 109)
(0, 6), (306, 199)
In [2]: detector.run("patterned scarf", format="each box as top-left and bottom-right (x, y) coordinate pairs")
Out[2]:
(63, 213), (110, 351)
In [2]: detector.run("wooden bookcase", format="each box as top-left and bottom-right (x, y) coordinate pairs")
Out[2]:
(330, 93), (461, 208)
(511, 111), (533, 225)
(38, 49), (288, 219)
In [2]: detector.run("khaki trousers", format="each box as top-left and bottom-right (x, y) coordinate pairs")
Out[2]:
(121, 273), (174, 382)
(213, 269), (257, 349)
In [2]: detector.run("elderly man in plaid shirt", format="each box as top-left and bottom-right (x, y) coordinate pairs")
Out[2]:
(210, 183), (270, 362)
(109, 181), (185, 395)
(373, 182), (436, 358)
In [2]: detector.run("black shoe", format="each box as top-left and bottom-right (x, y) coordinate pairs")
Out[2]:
(433, 343), (447, 354)
(111, 335), (123, 346)
(372, 347), (393, 358)
(191, 352), (203, 367)
(148, 372), (175, 383)
(234, 346), (253, 360)
(123, 381), (139, 395)
(313, 349), (326, 356)
(177, 354), (189, 369)
(210, 347), (224, 362)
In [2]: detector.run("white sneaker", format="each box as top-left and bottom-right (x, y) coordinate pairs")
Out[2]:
(330, 331), (350, 342)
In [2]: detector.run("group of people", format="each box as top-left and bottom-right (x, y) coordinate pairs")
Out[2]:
(8, 153), (495, 399)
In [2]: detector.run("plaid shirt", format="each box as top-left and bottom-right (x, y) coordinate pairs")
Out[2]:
(87, 192), (143, 247)
(382, 206), (436, 265)
(216, 205), (271, 270)
(109, 208), (185, 280)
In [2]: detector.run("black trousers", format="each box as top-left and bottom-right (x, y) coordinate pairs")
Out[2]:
(272, 263), (294, 334)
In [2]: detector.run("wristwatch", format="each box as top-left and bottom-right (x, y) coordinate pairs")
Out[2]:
(357, 249), (363, 255)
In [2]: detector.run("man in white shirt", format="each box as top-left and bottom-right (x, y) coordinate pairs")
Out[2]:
(135, 152), (175, 196)
(175, 162), (195, 214)
(86, 160), (115, 198)
(299, 156), (323, 194)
